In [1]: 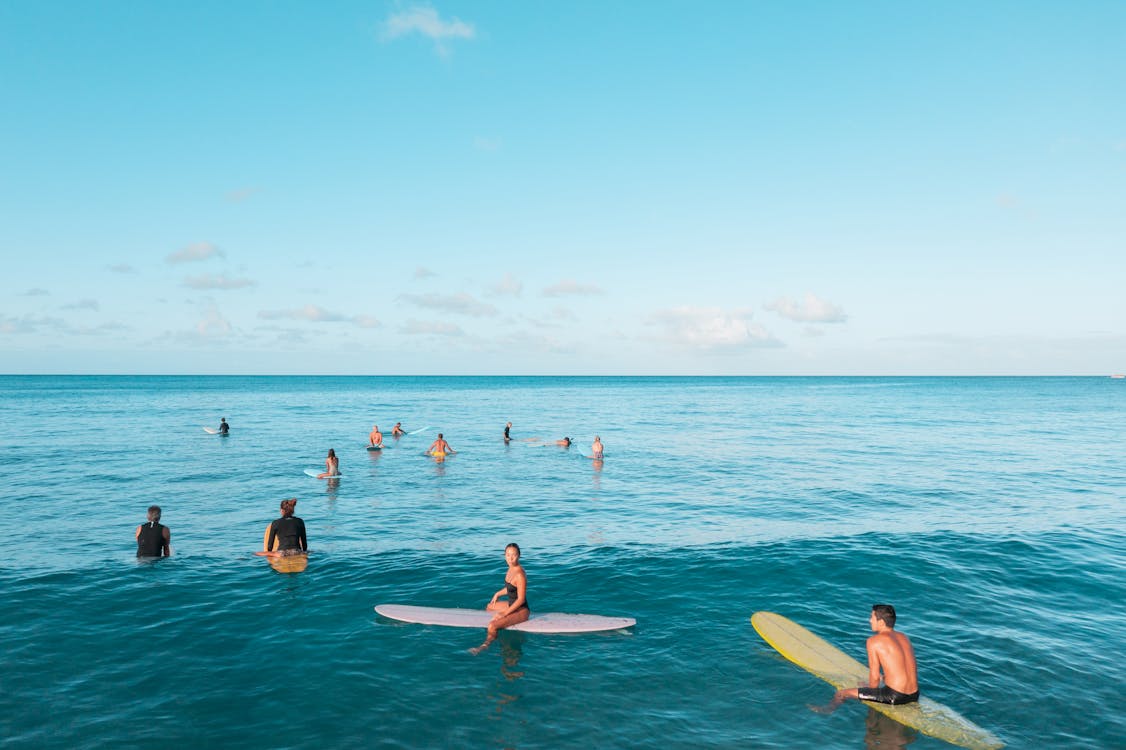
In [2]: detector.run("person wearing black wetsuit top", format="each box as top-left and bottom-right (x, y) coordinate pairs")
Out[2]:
(218, 417), (229, 434)
(504, 422), (512, 442)
(266, 498), (307, 556)
(136, 505), (171, 557)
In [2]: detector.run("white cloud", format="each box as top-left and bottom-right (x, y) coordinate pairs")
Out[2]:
(765, 293), (848, 324)
(650, 306), (782, 350)
(399, 292), (497, 317)
(381, 5), (475, 51)
(20, 288), (49, 296)
(167, 242), (224, 264)
(197, 303), (232, 338)
(488, 273), (523, 297)
(61, 299), (99, 311)
(414, 266), (438, 279)
(183, 273), (256, 290)
(0, 314), (66, 334)
(401, 319), (464, 337)
(258, 304), (378, 328)
(542, 280), (604, 297)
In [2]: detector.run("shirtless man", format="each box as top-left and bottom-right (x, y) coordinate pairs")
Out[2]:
(820, 604), (919, 710)
(428, 433), (455, 456)
(392, 422), (405, 437)
(591, 436), (604, 459)
(369, 424), (384, 448)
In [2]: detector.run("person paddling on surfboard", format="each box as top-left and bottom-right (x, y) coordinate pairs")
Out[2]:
(317, 448), (340, 479)
(470, 542), (530, 654)
(259, 498), (307, 557)
(816, 604), (919, 711)
(392, 422), (405, 437)
(136, 505), (171, 557)
(218, 417), (229, 435)
(369, 425), (384, 448)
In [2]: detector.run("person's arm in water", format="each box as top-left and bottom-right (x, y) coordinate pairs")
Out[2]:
(161, 526), (171, 556)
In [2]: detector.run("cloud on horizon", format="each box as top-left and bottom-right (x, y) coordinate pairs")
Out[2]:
(650, 306), (782, 351)
(414, 267), (438, 279)
(542, 280), (604, 297)
(399, 292), (497, 317)
(487, 273), (523, 297)
(21, 288), (49, 296)
(167, 242), (224, 264)
(765, 293), (848, 324)
(258, 304), (379, 328)
(61, 299), (100, 311)
(183, 273), (256, 290)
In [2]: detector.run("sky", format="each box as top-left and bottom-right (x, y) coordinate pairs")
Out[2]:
(2, 1), (1124, 375)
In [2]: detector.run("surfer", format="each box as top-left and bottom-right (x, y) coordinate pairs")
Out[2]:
(470, 542), (529, 654)
(369, 424), (384, 448)
(552, 437), (572, 447)
(392, 422), (405, 437)
(818, 604), (919, 710)
(428, 433), (455, 457)
(317, 448), (339, 478)
(262, 498), (307, 557)
(504, 421), (512, 442)
(591, 435), (604, 459)
(135, 505), (171, 557)
(218, 417), (229, 435)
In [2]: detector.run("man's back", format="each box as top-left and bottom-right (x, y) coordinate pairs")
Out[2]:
(869, 629), (918, 694)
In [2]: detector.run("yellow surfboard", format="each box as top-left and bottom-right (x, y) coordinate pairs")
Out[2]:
(267, 554), (308, 574)
(751, 611), (1003, 750)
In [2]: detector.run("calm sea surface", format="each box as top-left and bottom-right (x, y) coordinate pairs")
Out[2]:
(1, 376), (1123, 749)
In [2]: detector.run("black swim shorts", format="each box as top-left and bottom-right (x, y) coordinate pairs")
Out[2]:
(857, 685), (919, 705)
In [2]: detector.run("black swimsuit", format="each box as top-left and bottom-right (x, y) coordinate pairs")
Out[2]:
(505, 581), (529, 612)
(857, 685), (919, 705)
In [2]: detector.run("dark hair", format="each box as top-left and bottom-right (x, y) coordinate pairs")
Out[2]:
(147, 505), (161, 522)
(872, 604), (897, 627)
(505, 542), (521, 557)
(280, 498), (297, 517)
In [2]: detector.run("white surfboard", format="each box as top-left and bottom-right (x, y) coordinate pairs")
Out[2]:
(407, 425), (431, 435)
(203, 426), (219, 434)
(375, 604), (636, 634)
(304, 469), (343, 479)
(752, 612), (1003, 750)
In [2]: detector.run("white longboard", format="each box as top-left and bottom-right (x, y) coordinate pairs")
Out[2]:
(304, 469), (343, 479)
(375, 604), (636, 634)
(203, 427), (219, 434)
(751, 612), (1002, 750)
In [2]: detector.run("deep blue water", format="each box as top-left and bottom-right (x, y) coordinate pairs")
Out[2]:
(1, 376), (1123, 749)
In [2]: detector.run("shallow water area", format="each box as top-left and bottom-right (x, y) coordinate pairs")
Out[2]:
(1, 376), (1123, 748)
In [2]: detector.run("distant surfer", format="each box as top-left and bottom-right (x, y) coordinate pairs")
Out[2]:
(470, 542), (530, 654)
(552, 437), (572, 447)
(317, 448), (340, 478)
(392, 422), (405, 437)
(504, 421), (512, 442)
(135, 505), (171, 557)
(591, 435), (604, 460)
(815, 604), (919, 711)
(428, 433), (455, 458)
(369, 424), (384, 448)
(260, 498), (307, 557)
(218, 417), (229, 435)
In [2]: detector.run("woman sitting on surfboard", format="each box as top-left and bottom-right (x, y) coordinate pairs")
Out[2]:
(469, 542), (529, 654)
(317, 448), (339, 478)
(261, 498), (307, 557)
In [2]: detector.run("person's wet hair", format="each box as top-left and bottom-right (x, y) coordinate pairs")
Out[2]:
(147, 505), (161, 522)
(506, 542), (521, 557)
(280, 498), (297, 517)
(872, 604), (897, 627)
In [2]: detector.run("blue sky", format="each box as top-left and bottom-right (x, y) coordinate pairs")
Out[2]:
(2, 1), (1123, 374)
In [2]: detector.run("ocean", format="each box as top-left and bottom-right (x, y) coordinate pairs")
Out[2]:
(1, 376), (1122, 749)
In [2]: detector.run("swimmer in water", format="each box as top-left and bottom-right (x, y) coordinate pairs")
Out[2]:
(317, 448), (339, 478)
(591, 436), (604, 459)
(369, 424), (384, 448)
(470, 542), (529, 654)
(392, 422), (405, 437)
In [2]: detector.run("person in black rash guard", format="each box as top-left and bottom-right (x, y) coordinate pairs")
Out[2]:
(504, 422), (512, 442)
(218, 417), (229, 434)
(264, 498), (307, 557)
(136, 505), (171, 557)
(469, 542), (529, 654)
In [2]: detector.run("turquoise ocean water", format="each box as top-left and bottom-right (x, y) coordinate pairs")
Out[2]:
(1, 376), (1123, 749)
